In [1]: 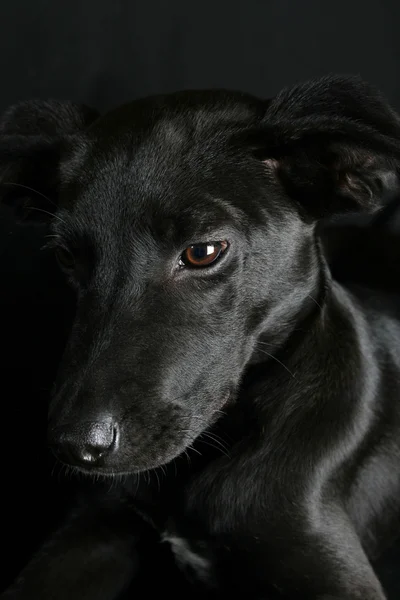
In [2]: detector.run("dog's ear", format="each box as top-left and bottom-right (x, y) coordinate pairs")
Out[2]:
(253, 75), (400, 219)
(0, 99), (99, 222)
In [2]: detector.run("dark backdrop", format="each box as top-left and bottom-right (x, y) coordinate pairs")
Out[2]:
(0, 0), (399, 113)
(1, 0), (400, 597)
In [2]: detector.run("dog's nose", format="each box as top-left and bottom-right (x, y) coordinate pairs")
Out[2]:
(48, 420), (117, 468)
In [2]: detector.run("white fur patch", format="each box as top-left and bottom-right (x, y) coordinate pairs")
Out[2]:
(162, 532), (210, 582)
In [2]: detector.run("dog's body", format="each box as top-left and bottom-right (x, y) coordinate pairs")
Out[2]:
(2, 76), (400, 599)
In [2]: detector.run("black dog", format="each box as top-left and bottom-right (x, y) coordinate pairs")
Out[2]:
(2, 75), (400, 600)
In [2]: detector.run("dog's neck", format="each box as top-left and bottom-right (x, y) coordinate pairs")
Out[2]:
(235, 245), (372, 437)
(172, 274), (378, 535)
(247, 232), (330, 367)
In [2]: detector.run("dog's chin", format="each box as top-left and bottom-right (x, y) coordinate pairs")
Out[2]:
(56, 448), (186, 479)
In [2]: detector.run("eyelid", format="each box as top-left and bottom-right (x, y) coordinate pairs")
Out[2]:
(179, 232), (232, 248)
(41, 238), (65, 252)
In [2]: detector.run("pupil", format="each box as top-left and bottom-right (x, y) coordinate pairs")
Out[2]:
(193, 245), (210, 260)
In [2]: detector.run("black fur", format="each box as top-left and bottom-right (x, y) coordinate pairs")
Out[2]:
(2, 75), (400, 599)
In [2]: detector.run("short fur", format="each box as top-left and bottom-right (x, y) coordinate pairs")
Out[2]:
(2, 75), (400, 599)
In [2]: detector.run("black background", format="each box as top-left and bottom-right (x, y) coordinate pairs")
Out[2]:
(1, 0), (400, 112)
(1, 1), (400, 597)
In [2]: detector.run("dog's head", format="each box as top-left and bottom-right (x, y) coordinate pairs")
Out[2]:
(2, 76), (400, 474)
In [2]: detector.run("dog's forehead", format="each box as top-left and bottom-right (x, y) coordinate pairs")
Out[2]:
(59, 152), (244, 249)
(79, 88), (266, 184)
(57, 91), (272, 244)
(71, 136), (234, 222)
(64, 178), (240, 247)
(63, 94), (266, 221)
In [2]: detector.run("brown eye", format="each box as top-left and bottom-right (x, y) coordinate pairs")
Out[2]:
(55, 247), (75, 271)
(179, 241), (228, 268)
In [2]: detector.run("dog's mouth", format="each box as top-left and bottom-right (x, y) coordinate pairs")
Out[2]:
(49, 390), (233, 478)
(50, 426), (193, 478)
(52, 430), (211, 479)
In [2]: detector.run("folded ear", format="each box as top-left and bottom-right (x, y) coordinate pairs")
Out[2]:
(0, 99), (99, 222)
(255, 75), (400, 219)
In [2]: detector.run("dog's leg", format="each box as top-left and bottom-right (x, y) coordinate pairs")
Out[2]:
(189, 503), (387, 600)
(0, 493), (153, 600)
(251, 512), (386, 600)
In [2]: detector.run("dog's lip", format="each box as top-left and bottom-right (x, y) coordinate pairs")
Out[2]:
(55, 452), (189, 478)
(51, 452), (162, 477)
(59, 464), (143, 478)
(52, 438), (190, 477)
(50, 392), (233, 478)
(52, 421), (219, 478)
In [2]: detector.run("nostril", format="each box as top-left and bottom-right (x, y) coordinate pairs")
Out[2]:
(48, 419), (118, 468)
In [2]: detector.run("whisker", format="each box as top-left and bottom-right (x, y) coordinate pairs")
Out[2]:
(200, 431), (230, 455)
(2, 181), (58, 208)
(184, 449), (192, 468)
(154, 469), (160, 492)
(187, 444), (202, 457)
(256, 348), (296, 379)
(108, 474), (116, 493)
(22, 205), (66, 223)
(200, 432), (231, 456)
(135, 472), (141, 495)
(308, 294), (323, 311)
(257, 340), (277, 348)
(187, 415), (210, 424)
(181, 409), (227, 424)
(213, 408), (228, 418)
(198, 439), (230, 459)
